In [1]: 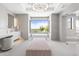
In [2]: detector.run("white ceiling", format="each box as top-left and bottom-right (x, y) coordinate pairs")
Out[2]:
(1, 3), (79, 14)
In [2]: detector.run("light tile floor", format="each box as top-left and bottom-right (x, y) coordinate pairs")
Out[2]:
(0, 40), (79, 56)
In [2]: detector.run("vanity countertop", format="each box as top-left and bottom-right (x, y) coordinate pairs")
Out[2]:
(0, 34), (13, 40)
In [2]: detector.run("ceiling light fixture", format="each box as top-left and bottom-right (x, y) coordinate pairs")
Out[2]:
(32, 3), (48, 11)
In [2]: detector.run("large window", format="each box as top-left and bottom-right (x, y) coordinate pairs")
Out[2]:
(30, 17), (49, 34)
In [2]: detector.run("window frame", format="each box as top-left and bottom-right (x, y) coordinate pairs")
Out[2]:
(30, 17), (49, 34)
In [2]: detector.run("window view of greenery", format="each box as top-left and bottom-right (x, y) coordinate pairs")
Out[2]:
(31, 20), (48, 33)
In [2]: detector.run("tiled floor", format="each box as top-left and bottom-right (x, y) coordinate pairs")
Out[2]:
(0, 40), (79, 56)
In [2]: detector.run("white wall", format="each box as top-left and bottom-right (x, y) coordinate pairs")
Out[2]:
(59, 14), (67, 42)
(59, 13), (79, 42)
(0, 4), (14, 35)
(28, 11), (52, 16)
